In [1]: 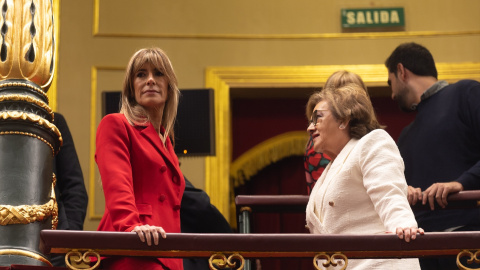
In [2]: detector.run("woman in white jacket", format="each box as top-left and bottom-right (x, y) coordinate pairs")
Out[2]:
(305, 83), (423, 269)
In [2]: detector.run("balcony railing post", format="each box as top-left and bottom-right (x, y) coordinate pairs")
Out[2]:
(238, 207), (251, 270)
(238, 207), (251, 234)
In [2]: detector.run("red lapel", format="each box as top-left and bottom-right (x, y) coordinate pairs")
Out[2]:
(140, 123), (182, 177)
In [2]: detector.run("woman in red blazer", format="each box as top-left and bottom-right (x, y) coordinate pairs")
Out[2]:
(95, 47), (185, 270)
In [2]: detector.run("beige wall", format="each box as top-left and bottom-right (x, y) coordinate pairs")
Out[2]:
(55, 0), (480, 230)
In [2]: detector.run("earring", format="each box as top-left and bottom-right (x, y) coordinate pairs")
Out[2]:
(339, 124), (345, 129)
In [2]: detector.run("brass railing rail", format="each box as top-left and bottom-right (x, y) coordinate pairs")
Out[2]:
(40, 230), (480, 270)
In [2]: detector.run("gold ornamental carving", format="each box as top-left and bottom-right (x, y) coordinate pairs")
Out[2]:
(457, 250), (480, 270)
(0, 111), (61, 139)
(0, 94), (53, 117)
(314, 252), (348, 270)
(51, 173), (58, 228)
(65, 249), (101, 270)
(0, 81), (49, 101)
(0, 0), (55, 90)
(0, 181), (58, 229)
(209, 253), (245, 270)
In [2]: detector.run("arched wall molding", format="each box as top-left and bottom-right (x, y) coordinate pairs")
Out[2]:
(205, 62), (480, 221)
(230, 131), (310, 188)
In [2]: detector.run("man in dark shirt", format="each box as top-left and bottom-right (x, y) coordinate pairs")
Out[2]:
(385, 42), (480, 269)
(181, 177), (232, 270)
(51, 113), (88, 267)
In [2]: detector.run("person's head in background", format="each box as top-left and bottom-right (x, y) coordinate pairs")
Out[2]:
(120, 47), (180, 142)
(385, 42), (438, 112)
(324, 70), (368, 93)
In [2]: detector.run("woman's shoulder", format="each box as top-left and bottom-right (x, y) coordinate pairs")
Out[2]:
(359, 129), (396, 147)
(100, 113), (127, 124)
(358, 128), (387, 139)
(355, 129), (402, 164)
(102, 113), (125, 120)
(97, 114), (132, 131)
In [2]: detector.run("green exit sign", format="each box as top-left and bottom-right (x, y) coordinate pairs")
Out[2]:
(341, 7), (405, 28)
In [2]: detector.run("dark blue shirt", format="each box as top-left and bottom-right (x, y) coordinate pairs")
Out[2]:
(398, 80), (480, 231)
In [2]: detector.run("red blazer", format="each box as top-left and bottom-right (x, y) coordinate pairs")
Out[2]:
(95, 113), (185, 270)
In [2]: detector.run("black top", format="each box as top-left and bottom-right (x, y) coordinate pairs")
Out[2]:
(53, 113), (88, 230)
(398, 80), (480, 231)
(181, 177), (232, 270)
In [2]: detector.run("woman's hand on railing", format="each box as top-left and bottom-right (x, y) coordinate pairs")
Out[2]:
(395, 227), (424, 243)
(132, 225), (166, 246)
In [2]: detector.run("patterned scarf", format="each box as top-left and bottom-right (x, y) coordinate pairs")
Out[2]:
(304, 135), (331, 194)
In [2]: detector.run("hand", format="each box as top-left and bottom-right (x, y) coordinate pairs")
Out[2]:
(396, 227), (424, 242)
(422, 182), (463, 210)
(132, 224), (166, 246)
(407, 185), (423, 205)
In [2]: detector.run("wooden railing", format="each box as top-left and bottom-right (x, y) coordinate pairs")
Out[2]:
(235, 190), (480, 213)
(234, 190), (480, 269)
(33, 191), (480, 269)
(40, 230), (480, 270)
(235, 191), (480, 233)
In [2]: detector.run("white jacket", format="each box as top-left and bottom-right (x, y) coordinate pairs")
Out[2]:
(306, 129), (420, 269)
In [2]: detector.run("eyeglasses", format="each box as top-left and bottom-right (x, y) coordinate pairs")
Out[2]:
(309, 109), (329, 126)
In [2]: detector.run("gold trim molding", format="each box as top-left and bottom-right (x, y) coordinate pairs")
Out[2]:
(0, 82), (49, 103)
(47, 0), (60, 111)
(0, 94), (54, 119)
(0, 111), (62, 143)
(205, 62), (480, 222)
(0, 249), (52, 266)
(0, 131), (55, 156)
(0, 111), (61, 136)
(92, 1), (480, 40)
(93, 30), (480, 40)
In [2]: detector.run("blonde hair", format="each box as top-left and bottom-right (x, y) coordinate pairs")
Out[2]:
(324, 70), (368, 93)
(306, 83), (383, 139)
(119, 47), (180, 144)
(306, 70), (367, 120)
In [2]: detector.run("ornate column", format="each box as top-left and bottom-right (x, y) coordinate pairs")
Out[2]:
(0, 0), (61, 267)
